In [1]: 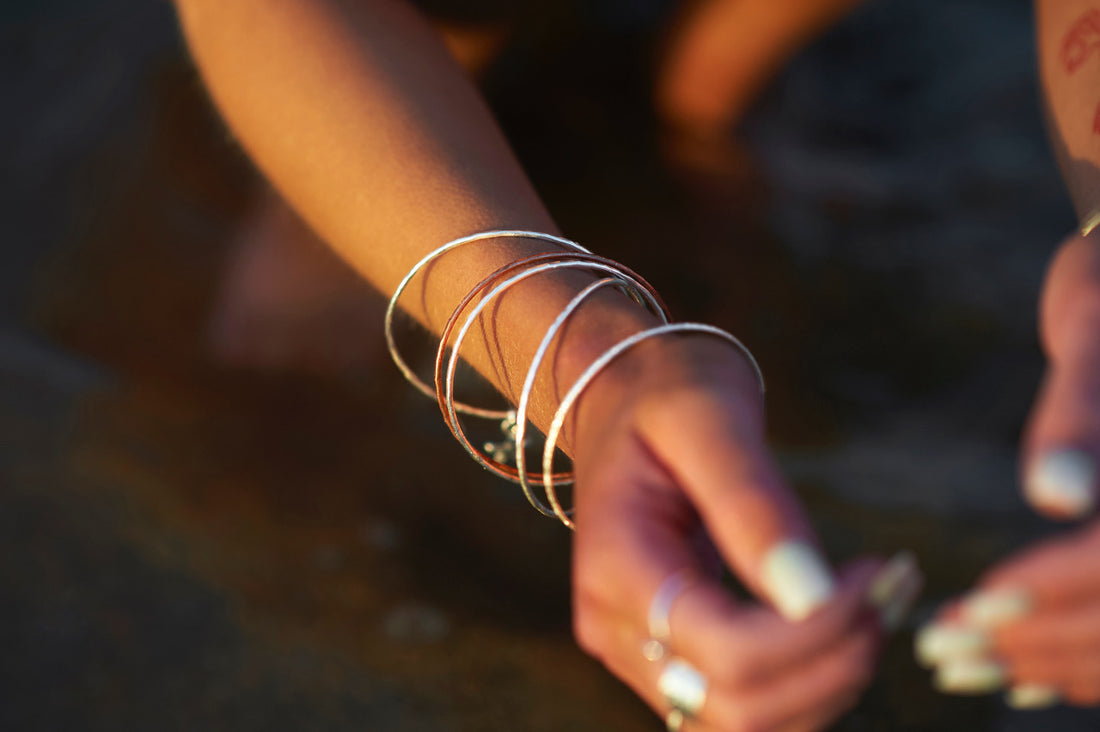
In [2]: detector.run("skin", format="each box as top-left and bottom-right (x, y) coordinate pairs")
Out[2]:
(176, 0), (1100, 724)
(209, 0), (873, 379)
(174, 0), (886, 728)
(926, 0), (1100, 708)
(655, 0), (867, 138)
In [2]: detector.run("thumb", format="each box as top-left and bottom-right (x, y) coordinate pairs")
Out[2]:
(1023, 232), (1100, 519)
(642, 386), (836, 621)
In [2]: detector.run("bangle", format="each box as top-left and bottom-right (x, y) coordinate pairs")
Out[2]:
(386, 229), (766, 531)
(434, 254), (668, 492)
(514, 278), (667, 518)
(385, 229), (590, 419)
(542, 323), (765, 529)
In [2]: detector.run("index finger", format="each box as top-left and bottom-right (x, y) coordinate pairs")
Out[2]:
(575, 428), (893, 681)
(639, 381), (835, 621)
(973, 525), (1100, 613)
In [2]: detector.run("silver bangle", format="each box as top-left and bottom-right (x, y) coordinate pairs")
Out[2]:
(542, 323), (766, 529)
(385, 229), (589, 419)
(441, 260), (667, 494)
(514, 278), (670, 517)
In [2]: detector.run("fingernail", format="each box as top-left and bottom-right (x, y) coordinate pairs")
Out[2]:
(760, 540), (836, 622)
(915, 623), (990, 667)
(867, 552), (923, 632)
(961, 588), (1031, 628)
(1026, 450), (1096, 518)
(1006, 684), (1061, 710)
(934, 659), (1007, 695)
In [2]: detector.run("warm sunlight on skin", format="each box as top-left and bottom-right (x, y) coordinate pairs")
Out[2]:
(175, 0), (1100, 726)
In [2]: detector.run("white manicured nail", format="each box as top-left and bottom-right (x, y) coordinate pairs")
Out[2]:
(961, 588), (1031, 628)
(934, 659), (1007, 695)
(867, 552), (922, 631)
(915, 623), (989, 667)
(760, 540), (836, 622)
(1006, 684), (1060, 710)
(1026, 450), (1096, 518)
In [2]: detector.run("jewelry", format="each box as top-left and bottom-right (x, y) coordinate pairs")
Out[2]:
(542, 323), (766, 528)
(643, 568), (696, 663)
(434, 253), (667, 497)
(510, 272), (669, 516)
(1081, 208), (1100, 236)
(385, 230), (590, 419)
(388, 230), (767, 531)
(665, 710), (685, 732)
(658, 658), (708, 723)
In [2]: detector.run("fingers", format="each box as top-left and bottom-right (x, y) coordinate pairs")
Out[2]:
(997, 601), (1100, 657)
(977, 524), (1100, 609)
(1024, 232), (1100, 518)
(918, 522), (1100, 707)
(573, 421), (917, 729)
(606, 566), (882, 732)
(639, 386), (833, 621)
(571, 343), (927, 728)
(669, 560), (883, 686)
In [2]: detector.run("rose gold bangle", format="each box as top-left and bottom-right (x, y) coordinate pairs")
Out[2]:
(513, 277), (670, 518)
(433, 251), (668, 491)
(385, 230), (590, 419)
(387, 230), (766, 530)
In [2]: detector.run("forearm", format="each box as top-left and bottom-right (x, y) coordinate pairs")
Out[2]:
(174, 0), (656, 436)
(1037, 0), (1100, 219)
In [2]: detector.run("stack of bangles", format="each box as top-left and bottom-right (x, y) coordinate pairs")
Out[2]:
(384, 229), (766, 531)
(385, 230), (765, 729)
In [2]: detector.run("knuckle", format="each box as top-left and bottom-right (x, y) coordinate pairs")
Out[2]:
(726, 712), (766, 732)
(1066, 682), (1100, 707)
(571, 619), (601, 660)
(1065, 277), (1100, 322)
(1049, 275), (1100, 346)
(842, 634), (878, 680)
(570, 602), (604, 658)
(572, 553), (614, 610)
(708, 652), (753, 688)
(707, 693), (771, 732)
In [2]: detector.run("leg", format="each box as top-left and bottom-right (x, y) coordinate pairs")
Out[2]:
(656, 0), (865, 137)
(208, 188), (387, 375)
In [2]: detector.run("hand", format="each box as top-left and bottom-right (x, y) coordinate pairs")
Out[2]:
(568, 335), (921, 730)
(916, 522), (1100, 709)
(916, 231), (1100, 709)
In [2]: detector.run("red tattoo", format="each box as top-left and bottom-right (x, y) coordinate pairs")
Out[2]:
(1062, 10), (1100, 73)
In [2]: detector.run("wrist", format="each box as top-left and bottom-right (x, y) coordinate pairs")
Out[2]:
(567, 322), (767, 460)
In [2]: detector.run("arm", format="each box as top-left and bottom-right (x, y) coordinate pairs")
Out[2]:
(1037, 0), (1100, 219)
(176, 2), (896, 727)
(175, 0), (643, 432)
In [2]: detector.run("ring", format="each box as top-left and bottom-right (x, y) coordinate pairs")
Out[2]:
(643, 569), (695, 662)
(665, 709), (685, 731)
(658, 658), (708, 721)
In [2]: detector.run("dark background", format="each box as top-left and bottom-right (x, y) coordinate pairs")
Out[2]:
(1, 0), (1094, 728)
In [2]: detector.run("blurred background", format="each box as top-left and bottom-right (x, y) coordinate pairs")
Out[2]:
(0, 0), (1091, 728)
